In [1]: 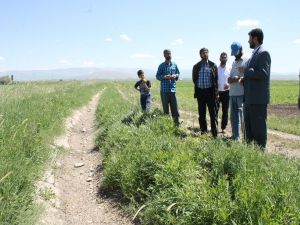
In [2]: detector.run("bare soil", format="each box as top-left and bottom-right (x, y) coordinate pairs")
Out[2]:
(268, 104), (300, 116)
(36, 92), (133, 225)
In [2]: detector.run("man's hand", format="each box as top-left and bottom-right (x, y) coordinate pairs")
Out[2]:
(170, 74), (177, 80)
(164, 74), (171, 80)
(238, 66), (246, 73)
(224, 83), (229, 90)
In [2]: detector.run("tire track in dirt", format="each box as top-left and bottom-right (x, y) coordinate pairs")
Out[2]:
(36, 89), (133, 225)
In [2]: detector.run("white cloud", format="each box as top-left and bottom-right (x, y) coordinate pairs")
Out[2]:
(0, 56), (5, 61)
(81, 60), (96, 67)
(104, 37), (112, 42)
(234, 19), (260, 29)
(171, 38), (184, 45)
(59, 59), (72, 66)
(293, 38), (300, 44)
(120, 34), (132, 41)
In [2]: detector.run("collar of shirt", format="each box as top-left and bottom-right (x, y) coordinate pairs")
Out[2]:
(164, 61), (173, 66)
(252, 45), (262, 54)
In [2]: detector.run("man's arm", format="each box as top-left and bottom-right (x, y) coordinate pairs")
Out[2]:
(156, 65), (163, 81)
(244, 51), (271, 80)
(173, 64), (180, 81)
(192, 64), (197, 84)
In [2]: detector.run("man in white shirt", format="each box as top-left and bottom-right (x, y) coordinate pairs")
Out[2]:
(217, 52), (230, 133)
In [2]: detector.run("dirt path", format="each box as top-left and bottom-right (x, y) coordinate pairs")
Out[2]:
(36, 91), (133, 225)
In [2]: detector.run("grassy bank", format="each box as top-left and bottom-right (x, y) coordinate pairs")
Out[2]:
(96, 86), (300, 224)
(0, 81), (105, 225)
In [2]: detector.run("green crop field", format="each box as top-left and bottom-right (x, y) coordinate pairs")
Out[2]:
(0, 81), (105, 225)
(0, 80), (299, 225)
(115, 80), (300, 135)
(270, 80), (299, 104)
(96, 84), (300, 224)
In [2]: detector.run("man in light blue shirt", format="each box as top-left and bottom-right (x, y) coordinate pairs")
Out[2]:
(228, 42), (245, 140)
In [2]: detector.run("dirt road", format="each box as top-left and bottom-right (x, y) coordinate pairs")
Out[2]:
(36, 91), (133, 225)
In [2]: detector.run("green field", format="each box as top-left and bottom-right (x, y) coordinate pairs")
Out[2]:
(270, 80), (299, 104)
(0, 80), (299, 224)
(96, 84), (300, 224)
(0, 81), (105, 225)
(117, 80), (300, 135)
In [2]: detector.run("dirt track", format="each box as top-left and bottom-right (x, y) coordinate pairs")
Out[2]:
(36, 91), (132, 225)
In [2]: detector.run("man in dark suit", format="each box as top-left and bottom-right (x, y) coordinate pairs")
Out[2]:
(239, 28), (271, 149)
(192, 48), (219, 137)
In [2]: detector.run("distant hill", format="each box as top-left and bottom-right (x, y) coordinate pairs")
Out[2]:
(0, 68), (298, 81)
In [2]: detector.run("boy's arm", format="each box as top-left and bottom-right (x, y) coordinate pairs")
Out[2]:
(134, 81), (140, 90)
(147, 80), (151, 88)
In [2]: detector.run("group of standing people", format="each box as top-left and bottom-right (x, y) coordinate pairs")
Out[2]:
(134, 28), (271, 149)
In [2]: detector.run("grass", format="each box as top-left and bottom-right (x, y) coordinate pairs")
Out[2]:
(96, 85), (300, 224)
(0, 80), (105, 225)
(116, 79), (300, 134)
(270, 80), (299, 105)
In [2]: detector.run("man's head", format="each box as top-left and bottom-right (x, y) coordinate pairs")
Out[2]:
(231, 42), (243, 59)
(163, 49), (172, 61)
(199, 48), (209, 61)
(137, 69), (145, 80)
(219, 52), (227, 66)
(248, 28), (264, 49)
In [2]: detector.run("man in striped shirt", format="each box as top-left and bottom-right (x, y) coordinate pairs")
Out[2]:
(192, 48), (219, 137)
(156, 49), (180, 125)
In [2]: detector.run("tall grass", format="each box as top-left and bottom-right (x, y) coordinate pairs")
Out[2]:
(0, 81), (105, 225)
(96, 86), (300, 224)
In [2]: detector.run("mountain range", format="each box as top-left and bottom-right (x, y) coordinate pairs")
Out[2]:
(0, 68), (298, 81)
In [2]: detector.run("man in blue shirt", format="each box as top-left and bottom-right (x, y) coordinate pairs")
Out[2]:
(192, 48), (219, 137)
(156, 49), (180, 125)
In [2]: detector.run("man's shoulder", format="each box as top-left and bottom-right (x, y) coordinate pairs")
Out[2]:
(208, 60), (217, 67)
(193, 61), (201, 68)
(158, 62), (166, 67)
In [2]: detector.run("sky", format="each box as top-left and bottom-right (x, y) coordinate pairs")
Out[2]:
(0, 0), (300, 75)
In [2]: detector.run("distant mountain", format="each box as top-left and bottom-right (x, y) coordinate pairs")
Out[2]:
(0, 68), (135, 81)
(0, 68), (298, 81)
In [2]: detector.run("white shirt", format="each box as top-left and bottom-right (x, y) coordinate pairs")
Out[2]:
(217, 65), (230, 91)
(247, 45), (261, 66)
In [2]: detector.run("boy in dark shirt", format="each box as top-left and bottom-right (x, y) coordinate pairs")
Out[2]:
(134, 70), (151, 111)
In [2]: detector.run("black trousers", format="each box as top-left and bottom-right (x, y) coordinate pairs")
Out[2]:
(196, 87), (218, 137)
(217, 90), (229, 130)
(243, 103), (267, 148)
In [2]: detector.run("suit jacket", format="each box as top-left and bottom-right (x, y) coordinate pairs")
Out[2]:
(192, 60), (218, 99)
(244, 46), (271, 105)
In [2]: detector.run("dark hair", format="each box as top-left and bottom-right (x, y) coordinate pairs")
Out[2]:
(163, 49), (171, 54)
(248, 28), (264, 44)
(220, 52), (227, 57)
(137, 69), (144, 77)
(199, 48), (208, 55)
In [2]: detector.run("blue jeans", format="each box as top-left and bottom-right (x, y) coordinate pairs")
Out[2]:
(160, 92), (179, 124)
(229, 95), (244, 140)
(140, 94), (151, 111)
